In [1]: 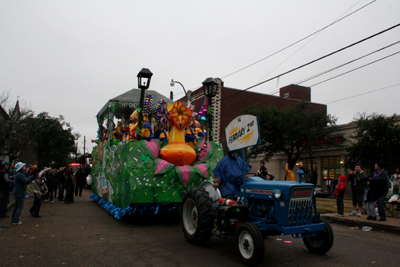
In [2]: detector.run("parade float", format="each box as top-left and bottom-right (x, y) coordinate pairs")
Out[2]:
(90, 70), (224, 219)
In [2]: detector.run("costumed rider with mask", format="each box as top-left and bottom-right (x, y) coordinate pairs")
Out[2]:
(213, 151), (251, 200)
(129, 110), (154, 141)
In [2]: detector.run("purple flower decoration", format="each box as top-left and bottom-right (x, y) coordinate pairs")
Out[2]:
(155, 103), (169, 129)
(186, 101), (198, 127)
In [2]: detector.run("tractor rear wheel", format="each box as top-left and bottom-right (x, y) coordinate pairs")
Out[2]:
(236, 222), (265, 266)
(303, 217), (334, 254)
(181, 187), (213, 245)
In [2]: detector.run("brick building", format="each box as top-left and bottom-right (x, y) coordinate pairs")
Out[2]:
(178, 78), (327, 147)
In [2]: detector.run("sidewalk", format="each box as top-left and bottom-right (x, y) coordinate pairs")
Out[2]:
(322, 213), (400, 234)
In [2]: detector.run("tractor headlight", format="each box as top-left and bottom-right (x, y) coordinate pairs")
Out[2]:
(274, 189), (282, 199)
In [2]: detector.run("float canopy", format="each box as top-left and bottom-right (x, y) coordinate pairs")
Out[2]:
(97, 89), (174, 124)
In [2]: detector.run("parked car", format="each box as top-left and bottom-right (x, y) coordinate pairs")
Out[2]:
(315, 186), (332, 198)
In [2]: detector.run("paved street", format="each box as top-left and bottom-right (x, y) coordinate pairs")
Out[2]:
(1, 189), (399, 267)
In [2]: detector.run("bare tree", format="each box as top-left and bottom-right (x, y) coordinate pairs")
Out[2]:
(0, 90), (34, 164)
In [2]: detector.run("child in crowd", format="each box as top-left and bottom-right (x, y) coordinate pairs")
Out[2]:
(334, 175), (347, 217)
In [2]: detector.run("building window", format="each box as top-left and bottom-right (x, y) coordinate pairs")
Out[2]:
(321, 156), (341, 181)
(284, 93), (289, 98)
(302, 158), (317, 169)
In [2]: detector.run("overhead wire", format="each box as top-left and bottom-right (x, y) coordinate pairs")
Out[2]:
(214, 22), (400, 104)
(255, 0), (365, 83)
(308, 50), (400, 87)
(294, 40), (400, 85)
(325, 83), (400, 104)
(220, 0), (376, 80)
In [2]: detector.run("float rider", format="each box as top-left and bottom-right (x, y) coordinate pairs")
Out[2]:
(185, 121), (197, 149)
(213, 151), (251, 200)
(194, 120), (205, 138)
(154, 125), (169, 143)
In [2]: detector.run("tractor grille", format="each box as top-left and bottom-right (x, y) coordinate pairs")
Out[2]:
(288, 187), (314, 226)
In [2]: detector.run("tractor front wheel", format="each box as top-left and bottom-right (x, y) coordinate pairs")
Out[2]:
(181, 187), (213, 245)
(303, 217), (334, 254)
(236, 222), (265, 266)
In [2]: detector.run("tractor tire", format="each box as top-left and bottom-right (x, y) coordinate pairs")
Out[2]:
(181, 187), (213, 245)
(236, 222), (265, 266)
(303, 217), (334, 254)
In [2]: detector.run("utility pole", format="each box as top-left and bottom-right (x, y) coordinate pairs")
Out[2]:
(83, 136), (86, 166)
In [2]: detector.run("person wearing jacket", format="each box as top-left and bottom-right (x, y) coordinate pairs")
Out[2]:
(334, 175), (347, 217)
(360, 160), (389, 221)
(299, 161), (318, 185)
(0, 163), (14, 218)
(29, 169), (45, 217)
(45, 169), (56, 202)
(74, 168), (86, 197)
(348, 164), (366, 217)
(285, 163), (296, 181)
(64, 170), (75, 204)
(57, 167), (66, 201)
(213, 152), (251, 199)
(11, 162), (35, 225)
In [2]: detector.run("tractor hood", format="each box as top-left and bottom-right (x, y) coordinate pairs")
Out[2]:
(240, 176), (315, 201)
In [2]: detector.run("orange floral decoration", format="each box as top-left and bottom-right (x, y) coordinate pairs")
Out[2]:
(159, 100), (196, 166)
(168, 101), (193, 130)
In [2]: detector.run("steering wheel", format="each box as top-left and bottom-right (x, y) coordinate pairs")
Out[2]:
(235, 175), (244, 185)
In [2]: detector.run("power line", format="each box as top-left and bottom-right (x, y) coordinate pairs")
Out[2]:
(255, 0), (365, 83)
(295, 40), (400, 85)
(325, 83), (400, 104)
(309, 50), (400, 87)
(221, 0), (377, 80)
(215, 22), (400, 103)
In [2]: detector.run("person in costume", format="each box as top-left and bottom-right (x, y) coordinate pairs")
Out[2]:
(185, 122), (197, 149)
(154, 125), (169, 143)
(141, 114), (154, 141)
(128, 110), (139, 140)
(194, 121), (205, 138)
(121, 123), (130, 141)
(113, 121), (123, 140)
(213, 152), (251, 199)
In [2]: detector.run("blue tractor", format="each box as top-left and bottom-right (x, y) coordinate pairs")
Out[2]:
(181, 173), (334, 266)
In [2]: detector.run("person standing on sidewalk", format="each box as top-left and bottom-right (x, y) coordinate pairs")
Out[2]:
(29, 169), (44, 218)
(360, 161), (389, 221)
(64, 169), (75, 204)
(348, 164), (366, 217)
(0, 163), (14, 218)
(45, 169), (56, 202)
(53, 169), (59, 200)
(334, 175), (347, 217)
(74, 168), (86, 197)
(11, 162), (35, 226)
(57, 167), (66, 201)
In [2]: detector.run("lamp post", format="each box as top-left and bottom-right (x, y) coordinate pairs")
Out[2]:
(137, 68), (153, 140)
(202, 77), (219, 142)
(170, 79), (187, 105)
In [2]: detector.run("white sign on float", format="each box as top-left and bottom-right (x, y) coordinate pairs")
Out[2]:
(225, 115), (260, 151)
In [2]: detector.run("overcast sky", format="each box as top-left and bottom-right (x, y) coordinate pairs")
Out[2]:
(1, 0), (399, 153)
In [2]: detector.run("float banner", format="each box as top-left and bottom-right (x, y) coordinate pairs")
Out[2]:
(225, 115), (260, 151)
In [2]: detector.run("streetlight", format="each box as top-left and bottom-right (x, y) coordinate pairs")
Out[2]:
(137, 68), (153, 140)
(170, 79), (187, 105)
(202, 77), (219, 142)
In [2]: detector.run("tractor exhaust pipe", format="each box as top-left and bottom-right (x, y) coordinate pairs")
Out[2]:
(297, 169), (304, 183)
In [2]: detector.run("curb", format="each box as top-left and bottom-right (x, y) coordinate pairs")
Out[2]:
(321, 214), (400, 234)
